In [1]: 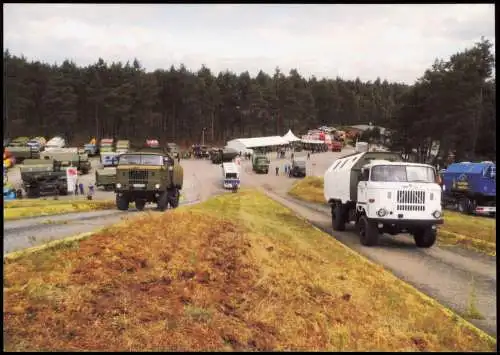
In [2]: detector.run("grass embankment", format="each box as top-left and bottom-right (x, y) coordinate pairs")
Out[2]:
(4, 199), (115, 221)
(3, 190), (495, 351)
(288, 178), (496, 255)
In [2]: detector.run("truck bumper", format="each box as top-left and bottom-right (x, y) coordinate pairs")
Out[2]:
(369, 218), (444, 226)
(475, 206), (496, 214)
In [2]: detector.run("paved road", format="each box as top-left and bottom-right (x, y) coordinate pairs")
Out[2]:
(4, 158), (225, 254)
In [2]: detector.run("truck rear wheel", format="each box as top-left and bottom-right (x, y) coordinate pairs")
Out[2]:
(357, 215), (379, 246)
(135, 199), (146, 211)
(168, 189), (180, 208)
(413, 227), (437, 248)
(116, 194), (129, 211)
(458, 198), (474, 215)
(332, 204), (346, 231)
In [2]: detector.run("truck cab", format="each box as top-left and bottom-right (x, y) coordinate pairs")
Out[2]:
(324, 151), (443, 248)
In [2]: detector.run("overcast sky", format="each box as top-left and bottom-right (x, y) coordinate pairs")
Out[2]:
(3, 3), (495, 84)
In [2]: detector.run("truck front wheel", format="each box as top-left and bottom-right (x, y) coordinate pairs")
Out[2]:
(157, 191), (169, 211)
(332, 204), (346, 231)
(116, 194), (129, 211)
(357, 215), (379, 246)
(413, 227), (437, 248)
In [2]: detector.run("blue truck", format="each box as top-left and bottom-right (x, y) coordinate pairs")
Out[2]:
(440, 161), (496, 216)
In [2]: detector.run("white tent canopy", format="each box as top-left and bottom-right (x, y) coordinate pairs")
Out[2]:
(226, 136), (289, 152)
(282, 129), (301, 143)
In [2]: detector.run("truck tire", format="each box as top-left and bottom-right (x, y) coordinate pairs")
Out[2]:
(157, 191), (169, 211)
(357, 215), (379, 246)
(135, 199), (146, 211)
(116, 194), (129, 211)
(168, 189), (180, 208)
(413, 227), (437, 248)
(458, 198), (474, 215)
(332, 204), (346, 231)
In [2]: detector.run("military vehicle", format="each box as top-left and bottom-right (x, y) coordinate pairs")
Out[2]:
(27, 137), (47, 152)
(83, 143), (99, 156)
(116, 140), (131, 154)
(252, 154), (270, 174)
(6, 137), (40, 163)
(95, 152), (120, 190)
(20, 159), (68, 198)
(166, 142), (180, 159)
(114, 143), (183, 211)
(289, 158), (307, 178)
(45, 136), (66, 151)
(40, 149), (91, 174)
(211, 147), (238, 164)
(99, 138), (115, 154)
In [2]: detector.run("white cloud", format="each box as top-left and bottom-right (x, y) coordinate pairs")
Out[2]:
(3, 3), (495, 84)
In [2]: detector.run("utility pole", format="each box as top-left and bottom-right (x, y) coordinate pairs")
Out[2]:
(201, 127), (206, 146)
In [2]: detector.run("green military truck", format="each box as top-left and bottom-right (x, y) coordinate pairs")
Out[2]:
(20, 159), (68, 198)
(99, 138), (115, 154)
(166, 142), (180, 159)
(6, 136), (40, 163)
(114, 145), (183, 211)
(95, 152), (120, 191)
(40, 149), (91, 174)
(252, 154), (270, 174)
(116, 140), (130, 154)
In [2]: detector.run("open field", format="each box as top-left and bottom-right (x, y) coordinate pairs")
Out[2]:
(3, 190), (495, 351)
(4, 199), (116, 221)
(288, 177), (496, 255)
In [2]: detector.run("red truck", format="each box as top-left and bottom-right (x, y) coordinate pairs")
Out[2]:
(331, 140), (342, 152)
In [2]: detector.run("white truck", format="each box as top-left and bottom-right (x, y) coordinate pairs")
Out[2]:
(324, 151), (443, 247)
(222, 162), (240, 191)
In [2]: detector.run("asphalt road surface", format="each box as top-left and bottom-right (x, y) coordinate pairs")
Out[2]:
(4, 149), (497, 338)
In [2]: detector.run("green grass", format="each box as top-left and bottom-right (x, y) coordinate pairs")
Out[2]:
(287, 178), (496, 255)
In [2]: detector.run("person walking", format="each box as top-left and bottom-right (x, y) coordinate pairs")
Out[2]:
(275, 166), (279, 176)
(307, 152), (311, 160)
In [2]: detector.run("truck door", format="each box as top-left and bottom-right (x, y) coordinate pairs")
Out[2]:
(357, 168), (370, 203)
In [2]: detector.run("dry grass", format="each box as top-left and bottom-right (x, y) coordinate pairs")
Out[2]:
(288, 178), (496, 254)
(288, 176), (325, 204)
(4, 199), (115, 221)
(3, 190), (495, 351)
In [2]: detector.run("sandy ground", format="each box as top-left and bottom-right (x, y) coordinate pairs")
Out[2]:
(4, 147), (497, 337)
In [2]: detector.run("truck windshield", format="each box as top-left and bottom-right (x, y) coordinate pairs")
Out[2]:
(371, 165), (436, 183)
(294, 160), (306, 167)
(119, 154), (164, 166)
(225, 173), (238, 179)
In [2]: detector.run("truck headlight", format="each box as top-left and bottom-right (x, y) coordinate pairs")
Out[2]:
(116, 183), (122, 189)
(432, 210), (442, 219)
(377, 208), (387, 217)
(168, 166), (174, 171)
(155, 184), (160, 189)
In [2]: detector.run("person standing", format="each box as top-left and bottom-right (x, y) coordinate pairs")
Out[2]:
(275, 166), (279, 176)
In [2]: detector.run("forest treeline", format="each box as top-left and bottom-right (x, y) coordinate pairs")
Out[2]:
(3, 38), (495, 161)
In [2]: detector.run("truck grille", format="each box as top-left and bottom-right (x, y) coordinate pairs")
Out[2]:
(129, 170), (149, 183)
(397, 190), (426, 211)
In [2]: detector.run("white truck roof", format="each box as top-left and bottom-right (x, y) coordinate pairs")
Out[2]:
(46, 136), (65, 146)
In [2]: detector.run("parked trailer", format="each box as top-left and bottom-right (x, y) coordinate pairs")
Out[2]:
(440, 162), (496, 216)
(324, 151), (443, 247)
